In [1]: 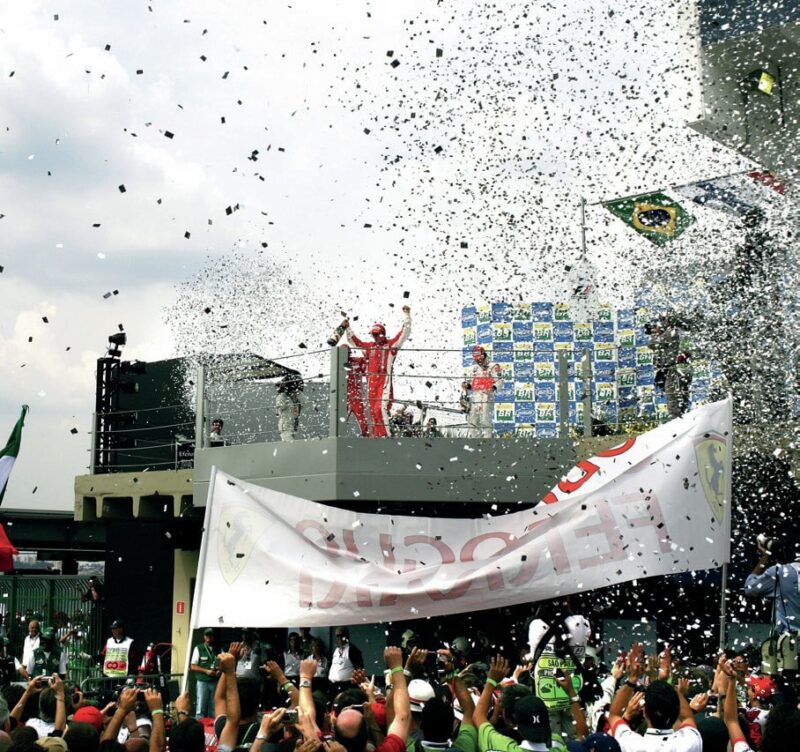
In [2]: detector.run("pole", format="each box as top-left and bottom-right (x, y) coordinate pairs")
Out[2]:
(194, 365), (206, 450)
(580, 197), (587, 260)
(582, 348), (592, 437)
(558, 351), (569, 438)
(719, 562), (729, 651)
(89, 412), (98, 475)
(719, 394), (735, 651)
(329, 346), (347, 438)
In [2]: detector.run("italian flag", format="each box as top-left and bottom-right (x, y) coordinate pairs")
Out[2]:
(0, 405), (28, 505)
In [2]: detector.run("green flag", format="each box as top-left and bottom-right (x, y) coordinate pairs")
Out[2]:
(0, 405), (29, 505)
(604, 191), (694, 245)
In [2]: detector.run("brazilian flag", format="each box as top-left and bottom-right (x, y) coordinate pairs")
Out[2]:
(604, 192), (694, 245)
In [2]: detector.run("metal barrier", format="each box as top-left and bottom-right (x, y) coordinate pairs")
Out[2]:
(0, 576), (103, 685)
(90, 342), (692, 466)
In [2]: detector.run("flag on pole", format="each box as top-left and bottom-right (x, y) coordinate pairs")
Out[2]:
(748, 170), (787, 195)
(0, 406), (29, 506)
(604, 192), (694, 245)
(674, 171), (787, 218)
(674, 180), (756, 218)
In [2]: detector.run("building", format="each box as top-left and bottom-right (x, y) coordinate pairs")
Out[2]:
(688, 0), (800, 170)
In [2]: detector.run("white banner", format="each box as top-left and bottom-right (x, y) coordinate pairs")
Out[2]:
(191, 399), (731, 628)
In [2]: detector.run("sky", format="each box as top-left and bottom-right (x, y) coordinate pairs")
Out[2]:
(0, 0), (778, 511)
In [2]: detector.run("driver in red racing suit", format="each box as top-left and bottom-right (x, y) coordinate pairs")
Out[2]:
(341, 344), (369, 436)
(344, 306), (411, 438)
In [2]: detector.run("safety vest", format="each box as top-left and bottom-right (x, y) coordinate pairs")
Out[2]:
(195, 643), (219, 682)
(32, 647), (62, 676)
(533, 640), (584, 710)
(103, 636), (133, 677)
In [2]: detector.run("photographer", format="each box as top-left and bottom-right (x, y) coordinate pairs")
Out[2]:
(744, 536), (800, 637)
(26, 630), (67, 680)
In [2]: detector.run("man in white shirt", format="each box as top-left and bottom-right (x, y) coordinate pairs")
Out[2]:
(609, 644), (701, 752)
(328, 627), (364, 694)
(21, 620), (41, 668)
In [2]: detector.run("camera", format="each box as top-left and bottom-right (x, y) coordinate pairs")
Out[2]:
(282, 709), (299, 724)
(757, 534), (774, 556)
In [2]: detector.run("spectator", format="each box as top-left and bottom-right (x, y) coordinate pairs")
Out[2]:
(474, 654), (579, 751)
(276, 376), (303, 442)
(26, 630), (66, 680)
(744, 536), (800, 637)
(234, 630), (263, 681)
(100, 621), (136, 679)
(209, 419), (225, 448)
(329, 628), (364, 695)
(283, 633), (302, 681)
(21, 623), (41, 672)
(189, 629), (220, 720)
(608, 643), (700, 751)
(63, 723), (100, 752)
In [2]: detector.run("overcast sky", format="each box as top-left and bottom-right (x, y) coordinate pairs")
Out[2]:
(0, 0), (763, 511)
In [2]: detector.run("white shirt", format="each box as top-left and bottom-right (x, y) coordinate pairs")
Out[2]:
(283, 651), (302, 678)
(22, 634), (40, 667)
(614, 722), (702, 752)
(328, 644), (355, 682)
(25, 718), (55, 739)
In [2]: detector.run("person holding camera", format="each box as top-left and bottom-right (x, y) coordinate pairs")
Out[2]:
(744, 536), (800, 637)
(27, 628), (67, 679)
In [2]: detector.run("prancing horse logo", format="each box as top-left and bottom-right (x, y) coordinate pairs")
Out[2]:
(694, 432), (727, 524)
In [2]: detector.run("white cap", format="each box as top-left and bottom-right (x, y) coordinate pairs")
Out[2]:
(408, 679), (435, 711)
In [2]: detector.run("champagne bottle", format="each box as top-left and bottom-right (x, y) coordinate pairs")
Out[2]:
(327, 314), (348, 347)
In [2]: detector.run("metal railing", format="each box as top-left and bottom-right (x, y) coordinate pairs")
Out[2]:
(87, 342), (714, 470)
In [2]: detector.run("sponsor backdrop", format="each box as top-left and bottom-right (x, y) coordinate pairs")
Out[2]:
(462, 301), (714, 436)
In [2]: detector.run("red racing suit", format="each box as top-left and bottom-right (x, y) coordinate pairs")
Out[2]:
(346, 312), (411, 437)
(343, 347), (369, 436)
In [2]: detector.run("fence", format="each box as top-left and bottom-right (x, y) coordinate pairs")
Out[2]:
(0, 576), (103, 685)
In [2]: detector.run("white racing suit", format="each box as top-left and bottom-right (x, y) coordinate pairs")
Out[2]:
(465, 360), (501, 438)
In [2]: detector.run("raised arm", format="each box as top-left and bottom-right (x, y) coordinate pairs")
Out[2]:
(51, 675), (67, 733)
(388, 307), (411, 348)
(145, 688), (166, 752)
(218, 651), (241, 751)
(555, 668), (587, 740)
(473, 654), (508, 728)
(608, 643), (643, 731)
(384, 646), (410, 742)
(345, 319), (369, 349)
(676, 678), (697, 729)
(102, 686), (139, 741)
(298, 657), (320, 734)
(265, 660), (300, 709)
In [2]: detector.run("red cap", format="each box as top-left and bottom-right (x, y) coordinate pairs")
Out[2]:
(472, 345), (486, 360)
(746, 675), (777, 700)
(370, 323), (386, 336)
(73, 705), (105, 731)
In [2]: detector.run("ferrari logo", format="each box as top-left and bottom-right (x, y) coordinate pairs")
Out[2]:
(217, 505), (269, 585)
(695, 433), (727, 523)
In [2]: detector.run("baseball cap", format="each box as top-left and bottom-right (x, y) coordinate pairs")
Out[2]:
(203, 628), (215, 636)
(408, 679), (435, 712)
(110, 619), (124, 629)
(37, 738), (68, 752)
(513, 695), (551, 744)
(400, 629), (417, 649)
(746, 675), (777, 700)
(73, 706), (105, 731)
(40, 628), (55, 640)
(370, 323), (386, 336)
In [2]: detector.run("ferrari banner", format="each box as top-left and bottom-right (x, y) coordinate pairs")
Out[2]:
(191, 399), (732, 627)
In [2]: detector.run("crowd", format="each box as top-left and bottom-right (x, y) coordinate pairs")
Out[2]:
(0, 544), (796, 752)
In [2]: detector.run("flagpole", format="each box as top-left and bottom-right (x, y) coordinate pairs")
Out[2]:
(580, 197), (587, 259)
(587, 168), (754, 207)
(719, 394), (734, 651)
